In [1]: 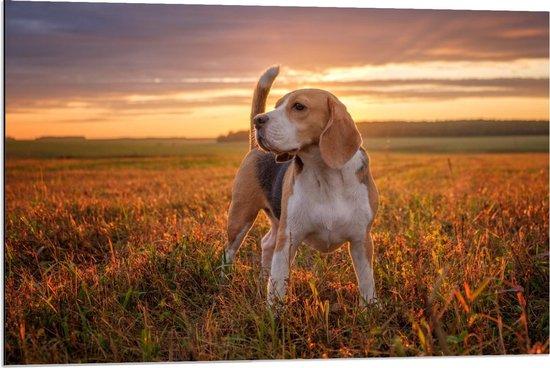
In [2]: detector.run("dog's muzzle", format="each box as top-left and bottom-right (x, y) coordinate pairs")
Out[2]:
(253, 114), (269, 129)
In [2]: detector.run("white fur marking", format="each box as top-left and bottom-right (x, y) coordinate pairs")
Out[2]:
(263, 98), (301, 152)
(267, 149), (375, 306)
(287, 150), (372, 252)
(259, 65), (280, 89)
(349, 239), (376, 304)
(268, 240), (299, 306)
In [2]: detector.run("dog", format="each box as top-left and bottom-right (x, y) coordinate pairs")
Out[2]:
(222, 66), (379, 306)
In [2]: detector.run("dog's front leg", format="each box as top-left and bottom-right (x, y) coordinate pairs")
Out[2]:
(267, 231), (300, 307)
(349, 232), (377, 306)
(260, 217), (279, 279)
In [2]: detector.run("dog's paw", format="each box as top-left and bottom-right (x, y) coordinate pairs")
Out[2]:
(267, 295), (286, 318)
(220, 266), (228, 279)
(358, 294), (381, 312)
(267, 286), (285, 309)
(220, 253), (233, 279)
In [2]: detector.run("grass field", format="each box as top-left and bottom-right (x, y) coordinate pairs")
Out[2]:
(3, 139), (549, 363)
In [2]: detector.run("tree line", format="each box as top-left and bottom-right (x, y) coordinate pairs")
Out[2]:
(217, 120), (549, 142)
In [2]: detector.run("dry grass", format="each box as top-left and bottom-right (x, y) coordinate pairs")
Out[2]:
(4, 152), (549, 363)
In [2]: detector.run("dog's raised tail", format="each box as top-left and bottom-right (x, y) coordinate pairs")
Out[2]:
(250, 65), (280, 150)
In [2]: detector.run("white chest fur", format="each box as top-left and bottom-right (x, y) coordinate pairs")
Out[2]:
(286, 150), (372, 252)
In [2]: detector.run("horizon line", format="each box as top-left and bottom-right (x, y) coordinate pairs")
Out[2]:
(7, 119), (549, 141)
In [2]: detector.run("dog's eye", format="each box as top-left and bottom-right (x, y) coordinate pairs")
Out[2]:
(293, 102), (306, 111)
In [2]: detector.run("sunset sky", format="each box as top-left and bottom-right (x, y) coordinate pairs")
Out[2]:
(5, 1), (549, 139)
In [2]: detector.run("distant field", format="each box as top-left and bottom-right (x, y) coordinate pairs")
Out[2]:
(364, 135), (549, 153)
(4, 150), (549, 363)
(5, 135), (549, 159)
(5, 139), (248, 159)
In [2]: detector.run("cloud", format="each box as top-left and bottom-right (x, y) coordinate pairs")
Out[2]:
(6, 3), (548, 79)
(316, 78), (549, 100)
(5, 1), (549, 138)
(8, 77), (547, 118)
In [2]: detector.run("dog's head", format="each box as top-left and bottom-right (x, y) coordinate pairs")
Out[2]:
(254, 89), (362, 169)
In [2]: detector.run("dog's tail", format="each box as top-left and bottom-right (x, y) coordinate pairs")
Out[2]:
(249, 65), (280, 150)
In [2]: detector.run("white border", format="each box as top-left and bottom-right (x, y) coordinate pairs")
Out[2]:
(2, 1), (549, 367)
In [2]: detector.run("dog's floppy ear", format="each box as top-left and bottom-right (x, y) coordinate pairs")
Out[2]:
(275, 153), (294, 162)
(319, 95), (362, 169)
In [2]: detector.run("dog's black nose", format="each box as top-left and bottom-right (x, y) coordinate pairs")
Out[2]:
(253, 114), (269, 128)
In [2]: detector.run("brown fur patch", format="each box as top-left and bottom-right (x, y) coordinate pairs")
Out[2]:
(366, 170), (379, 228)
(356, 150), (379, 226)
(226, 150), (269, 241)
(275, 89), (332, 149)
(356, 163), (370, 184)
(356, 149), (378, 267)
(272, 89), (363, 170)
(356, 150), (378, 266)
(319, 95), (362, 169)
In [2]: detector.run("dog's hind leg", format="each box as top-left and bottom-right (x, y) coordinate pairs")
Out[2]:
(222, 151), (267, 275)
(222, 198), (260, 276)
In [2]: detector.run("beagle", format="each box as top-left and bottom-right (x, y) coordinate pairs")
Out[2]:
(222, 66), (379, 306)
